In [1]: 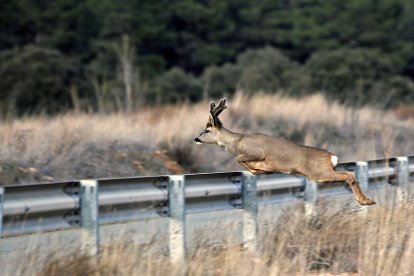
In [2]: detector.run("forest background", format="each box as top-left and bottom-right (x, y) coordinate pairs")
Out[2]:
(1, 0), (414, 116)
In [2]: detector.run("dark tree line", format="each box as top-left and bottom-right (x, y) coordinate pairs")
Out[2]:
(1, 0), (414, 115)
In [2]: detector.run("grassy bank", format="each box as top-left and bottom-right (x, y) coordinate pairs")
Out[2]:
(35, 199), (414, 276)
(1, 92), (413, 185)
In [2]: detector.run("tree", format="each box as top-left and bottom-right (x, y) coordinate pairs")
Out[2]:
(0, 46), (74, 115)
(113, 35), (135, 112)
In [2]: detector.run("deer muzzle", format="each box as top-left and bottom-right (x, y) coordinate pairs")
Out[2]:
(194, 137), (203, 144)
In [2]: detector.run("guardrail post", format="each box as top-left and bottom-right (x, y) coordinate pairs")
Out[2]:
(168, 175), (186, 262)
(396, 157), (409, 185)
(395, 156), (409, 203)
(0, 187), (4, 237)
(355, 162), (369, 215)
(304, 179), (318, 222)
(80, 180), (100, 257)
(241, 172), (258, 252)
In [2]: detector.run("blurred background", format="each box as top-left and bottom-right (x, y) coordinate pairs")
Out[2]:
(1, 0), (414, 115)
(1, 0), (414, 184)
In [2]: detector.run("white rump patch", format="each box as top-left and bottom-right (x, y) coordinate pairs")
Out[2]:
(331, 155), (338, 167)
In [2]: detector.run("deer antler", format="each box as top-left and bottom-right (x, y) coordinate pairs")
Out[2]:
(210, 98), (227, 118)
(210, 101), (216, 113)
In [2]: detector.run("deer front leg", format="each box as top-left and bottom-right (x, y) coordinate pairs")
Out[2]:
(238, 160), (262, 175)
(237, 151), (267, 175)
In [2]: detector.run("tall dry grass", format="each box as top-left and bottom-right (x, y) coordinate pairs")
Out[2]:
(2, 93), (414, 275)
(0, 92), (413, 185)
(35, 199), (414, 276)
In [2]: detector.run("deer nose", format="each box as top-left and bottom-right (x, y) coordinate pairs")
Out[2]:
(194, 137), (202, 143)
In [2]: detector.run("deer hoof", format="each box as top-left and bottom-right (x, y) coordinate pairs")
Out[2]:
(358, 198), (376, 205)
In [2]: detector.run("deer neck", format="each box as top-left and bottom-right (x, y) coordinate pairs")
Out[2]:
(217, 128), (242, 155)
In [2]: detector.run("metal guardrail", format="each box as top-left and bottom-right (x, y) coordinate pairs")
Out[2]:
(0, 155), (413, 260)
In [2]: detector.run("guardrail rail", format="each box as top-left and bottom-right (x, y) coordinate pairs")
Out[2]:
(0, 155), (413, 260)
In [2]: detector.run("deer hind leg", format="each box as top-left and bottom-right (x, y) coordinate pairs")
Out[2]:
(313, 171), (376, 205)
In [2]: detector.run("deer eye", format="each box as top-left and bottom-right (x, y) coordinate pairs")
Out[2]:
(205, 129), (210, 133)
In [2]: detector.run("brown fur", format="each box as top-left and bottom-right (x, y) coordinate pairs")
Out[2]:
(195, 99), (375, 205)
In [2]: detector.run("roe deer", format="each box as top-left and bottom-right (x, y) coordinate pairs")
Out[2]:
(194, 98), (375, 205)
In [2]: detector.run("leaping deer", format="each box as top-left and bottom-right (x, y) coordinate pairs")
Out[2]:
(194, 98), (375, 205)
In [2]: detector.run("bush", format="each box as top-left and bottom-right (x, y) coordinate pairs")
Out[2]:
(148, 67), (203, 105)
(202, 63), (241, 99)
(305, 48), (413, 106)
(236, 47), (298, 94)
(380, 75), (414, 107)
(201, 47), (306, 98)
(0, 46), (75, 116)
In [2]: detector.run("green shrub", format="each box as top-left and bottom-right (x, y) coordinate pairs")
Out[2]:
(0, 46), (75, 115)
(305, 48), (412, 106)
(202, 63), (241, 99)
(201, 47), (306, 98)
(373, 76), (414, 108)
(148, 67), (202, 105)
(236, 47), (298, 94)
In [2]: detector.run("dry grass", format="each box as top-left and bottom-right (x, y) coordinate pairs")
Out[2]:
(0, 92), (413, 185)
(35, 199), (414, 276)
(2, 95), (413, 274)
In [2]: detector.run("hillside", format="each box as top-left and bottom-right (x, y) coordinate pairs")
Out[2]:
(1, 93), (413, 185)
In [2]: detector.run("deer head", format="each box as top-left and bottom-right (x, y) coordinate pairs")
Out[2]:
(194, 98), (227, 144)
